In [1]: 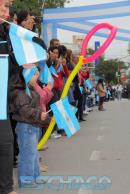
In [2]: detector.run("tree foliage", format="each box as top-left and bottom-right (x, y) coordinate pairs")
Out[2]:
(12, 0), (72, 16)
(95, 59), (125, 84)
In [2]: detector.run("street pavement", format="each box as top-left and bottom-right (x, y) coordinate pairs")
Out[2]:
(14, 99), (130, 194)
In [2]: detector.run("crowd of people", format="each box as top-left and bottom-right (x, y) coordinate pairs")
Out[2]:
(0, 0), (127, 193)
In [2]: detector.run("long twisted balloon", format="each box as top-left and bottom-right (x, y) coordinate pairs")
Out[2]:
(37, 23), (117, 149)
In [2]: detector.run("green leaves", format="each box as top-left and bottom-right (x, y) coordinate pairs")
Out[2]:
(12, 0), (72, 16)
(95, 59), (125, 84)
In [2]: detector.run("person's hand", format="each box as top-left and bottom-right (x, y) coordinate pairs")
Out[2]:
(46, 82), (53, 91)
(58, 57), (66, 66)
(62, 58), (67, 66)
(41, 112), (47, 121)
(29, 79), (36, 87)
(22, 63), (35, 69)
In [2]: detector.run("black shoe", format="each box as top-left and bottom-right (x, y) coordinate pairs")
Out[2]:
(79, 118), (86, 122)
(57, 129), (67, 136)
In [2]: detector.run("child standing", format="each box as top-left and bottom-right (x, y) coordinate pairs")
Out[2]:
(9, 67), (52, 187)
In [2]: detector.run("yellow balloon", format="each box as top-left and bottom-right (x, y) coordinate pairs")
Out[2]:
(37, 56), (84, 150)
(37, 22), (117, 149)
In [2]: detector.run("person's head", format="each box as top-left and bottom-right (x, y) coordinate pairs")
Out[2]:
(72, 54), (79, 65)
(48, 46), (59, 60)
(50, 38), (60, 47)
(98, 79), (103, 85)
(0, 0), (10, 23)
(58, 45), (67, 58)
(17, 10), (35, 30)
(17, 10), (29, 26)
(66, 49), (72, 60)
(22, 66), (39, 96)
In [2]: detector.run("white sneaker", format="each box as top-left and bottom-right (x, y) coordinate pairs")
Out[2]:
(83, 110), (89, 115)
(88, 108), (93, 112)
(50, 132), (61, 139)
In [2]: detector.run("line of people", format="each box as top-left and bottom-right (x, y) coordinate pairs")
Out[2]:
(0, 1), (113, 192)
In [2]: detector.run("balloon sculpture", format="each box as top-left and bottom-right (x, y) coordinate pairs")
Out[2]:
(37, 23), (117, 149)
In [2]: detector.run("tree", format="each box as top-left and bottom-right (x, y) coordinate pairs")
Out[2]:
(95, 59), (125, 84)
(12, 0), (72, 16)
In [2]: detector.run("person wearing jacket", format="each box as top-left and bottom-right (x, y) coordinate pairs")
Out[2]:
(97, 79), (106, 111)
(9, 68), (51, 187)
(49, 45), (69, 101)
(0, 0), (17, 193)
(73, 75), (86, 122)
(126, 80), (130, 100)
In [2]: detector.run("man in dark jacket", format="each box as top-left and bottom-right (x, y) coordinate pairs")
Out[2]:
(0, 1), (17, 194)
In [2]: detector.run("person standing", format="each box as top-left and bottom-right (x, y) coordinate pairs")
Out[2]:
(127, 80), (130, 100)
(117, 83), (122, 100)
(0, 0), (17, 193)
(97, 79), (106, 111)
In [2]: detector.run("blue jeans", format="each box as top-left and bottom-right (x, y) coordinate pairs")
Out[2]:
(16, 123), (41, 183)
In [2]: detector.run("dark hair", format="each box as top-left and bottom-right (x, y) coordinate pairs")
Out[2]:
(9, 9), (17, 21)
(58, 45), (67, 58)
(50, 38), (59, 47)
(97, 79), (104, 88)
(48, 46), (58, 53)
(17, 10), (29, 25)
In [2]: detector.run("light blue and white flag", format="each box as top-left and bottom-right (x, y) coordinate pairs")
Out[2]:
(71, 105), (78, 114)
(22, 66), (38, 97)
(39, 62), (54, 85)
(84, 79), (93, 89)
(49, 64), (63, 77)
(0, 55), (9, 120)
(50, 97), (80, 138)
(9, 23), (47, 66)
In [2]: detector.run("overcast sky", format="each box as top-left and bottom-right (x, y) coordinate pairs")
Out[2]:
(57, 0), (130, 62)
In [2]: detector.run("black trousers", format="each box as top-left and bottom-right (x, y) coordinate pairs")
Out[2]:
(0, 120), (14, 194)
(76, 97), (83, 120)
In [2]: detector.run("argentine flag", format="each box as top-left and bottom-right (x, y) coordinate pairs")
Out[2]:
(0, 55), (9, 120)
(84, 79), (93, 89)
(50, 97), (80, 138)
(9, 23), (47, 66)
(39, 62), (54, 85)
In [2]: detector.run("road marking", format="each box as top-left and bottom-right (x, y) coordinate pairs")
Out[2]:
(96, 135), (104, 141)
(78, 189), (93, 194)
(90, 151), (101, 161)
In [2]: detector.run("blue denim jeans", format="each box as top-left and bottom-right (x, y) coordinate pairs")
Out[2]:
(16, 123), (41, 183)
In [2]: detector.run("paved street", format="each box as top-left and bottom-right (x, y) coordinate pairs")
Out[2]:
(14, 99), (130, 194)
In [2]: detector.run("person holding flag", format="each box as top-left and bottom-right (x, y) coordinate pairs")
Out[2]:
(9, 67), (52, 187)
(0, 0), (18, 193)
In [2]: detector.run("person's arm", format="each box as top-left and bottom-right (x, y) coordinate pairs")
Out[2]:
(16, 92), (42, 122)
(33, 82), (53, 105)
(59, 57), (69, 77)
(62, 64), (69, 77)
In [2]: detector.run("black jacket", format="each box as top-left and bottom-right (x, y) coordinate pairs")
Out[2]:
(0, 24), (13, 143)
